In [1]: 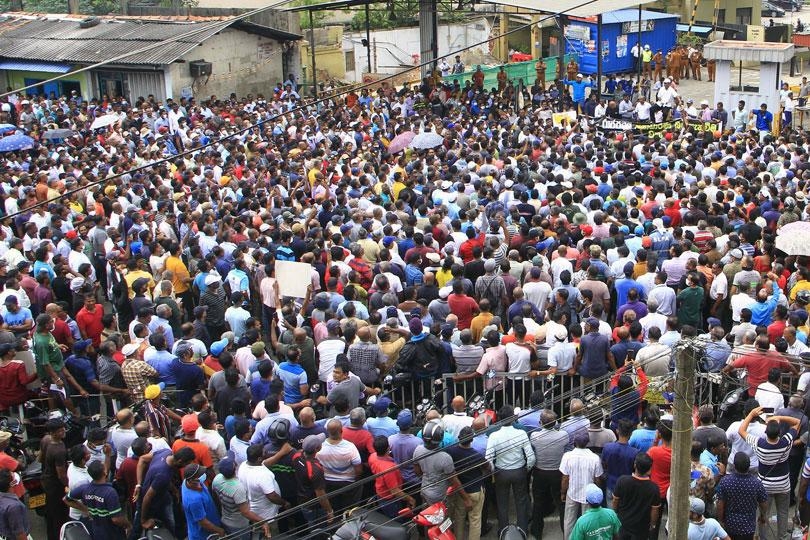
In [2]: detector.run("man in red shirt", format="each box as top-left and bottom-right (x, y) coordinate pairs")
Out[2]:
(368, 435), (415, 518)
(0, 343), (36, 412)
(342, 408), (374, 461)
(45, 303), (73, 352)
(447, 281), (479, 330)
(723, 335), (797, 396)
(459, 227), (486, 264)
(648, 419), (673, 538)
(75, 294), (104, 348)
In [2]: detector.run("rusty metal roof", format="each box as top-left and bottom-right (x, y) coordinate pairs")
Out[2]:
(0, 14), (297, 65)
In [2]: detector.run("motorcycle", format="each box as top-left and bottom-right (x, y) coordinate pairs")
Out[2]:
(414, 380), (446, 427)
(329, 498), (454, 540)
(499, 525), (528, 539)
(366, 373), (409, 419)
(60, 521), (92, 540)
(466, 389), (496, 424)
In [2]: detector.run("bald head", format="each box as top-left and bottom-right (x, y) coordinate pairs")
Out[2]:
(426, 409), (441, 422)
(570, 399), (584, 415)
(326, 418), (343, 439)
(116, 408), (134, 427)
(357, 326), (371, 342)
(451, 396), (465, 413)
(472, 415), (488, 431)
(134, 421), (151, 438)
(299, 407), (315, 426)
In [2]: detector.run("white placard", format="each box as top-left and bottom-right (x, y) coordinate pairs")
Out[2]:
(275, 260), (313, 298)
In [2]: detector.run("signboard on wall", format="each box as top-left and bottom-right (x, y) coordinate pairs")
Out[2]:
(565, 24), (590, 41)
(622, 20), (655, 33)
(747, 25), (765, 42)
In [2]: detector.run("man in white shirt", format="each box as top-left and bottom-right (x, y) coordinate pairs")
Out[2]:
(754, 368), (786, 412)
(238, 444), (287, 520)
(442, 396), (474, 440)
(639, 301), (668, 342)
(317, 420), (362, 511)
(656, 79), (678, 119)
(634, 95), (652, 122)
(560, 431), (604, 539)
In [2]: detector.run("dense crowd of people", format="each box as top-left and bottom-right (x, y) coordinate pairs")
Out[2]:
(0, 65), (807, 540)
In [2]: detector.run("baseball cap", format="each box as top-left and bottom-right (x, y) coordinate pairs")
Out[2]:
(373, 397), (392, 412)
(397, 409), (414, 429)
(586, 317), (600, 328)
(218, 457), (237, 477)
(689, 497), (705, 515)
(210, 338), (229, 356)
(144, 384), (162, 400)
(73, 339), (92, 352)
(302, 433), (326, 453)
(585, 483), (603, 504)
(251, 342), (266, 357)
(181, 414), (200, 434)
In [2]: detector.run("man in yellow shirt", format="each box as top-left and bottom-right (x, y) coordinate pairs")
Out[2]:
(123, 259), (155, 300)
(164, 243), (193, 317)
(790, 268), (810, 302)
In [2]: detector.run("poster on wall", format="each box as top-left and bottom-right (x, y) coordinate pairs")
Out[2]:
(586, 40), (596, 53)
(602, 40), (610, 58)
(616, 35), (627, 58)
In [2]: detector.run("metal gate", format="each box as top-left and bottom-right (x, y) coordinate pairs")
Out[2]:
(125, 70), (166, 105)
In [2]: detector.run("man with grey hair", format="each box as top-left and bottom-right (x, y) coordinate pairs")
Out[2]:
(154, 280), (182, 334)
(148, 304), (175, 349)
(344, 407), (375, 461)
(639, 299), (667, 342)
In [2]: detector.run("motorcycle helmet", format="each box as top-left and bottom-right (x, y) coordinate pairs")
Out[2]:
(797, 289), (810, 305)
(422, 420), (444, 447)
(268, 418), (291, 443)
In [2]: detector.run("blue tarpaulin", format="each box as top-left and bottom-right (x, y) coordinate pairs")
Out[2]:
(0, 60), (71, 73)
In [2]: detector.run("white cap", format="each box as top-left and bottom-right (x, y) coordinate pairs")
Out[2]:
(664, 78), (671, 83)
(576, 73), (583, 78)
(700, 99), (709, 106)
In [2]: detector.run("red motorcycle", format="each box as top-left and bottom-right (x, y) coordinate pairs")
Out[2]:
(329, 496), (455, 540)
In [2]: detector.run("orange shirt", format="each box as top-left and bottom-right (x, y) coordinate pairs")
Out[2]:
(164, 256), (191, 294)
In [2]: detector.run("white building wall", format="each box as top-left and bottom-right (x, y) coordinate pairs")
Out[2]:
(343, 18), (492, 81)
(171, 28), (290, 100)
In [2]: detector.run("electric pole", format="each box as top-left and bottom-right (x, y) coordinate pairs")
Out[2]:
(670, 340), (696, 540)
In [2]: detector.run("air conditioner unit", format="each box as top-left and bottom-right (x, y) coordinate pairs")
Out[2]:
(189, 60), (212, 78)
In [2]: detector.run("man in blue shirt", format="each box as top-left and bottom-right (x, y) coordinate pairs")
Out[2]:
(274, 346), (309, 409)
(181, 463), (225, 540)
(562, 73), (594, 110)
(1, 295), (32, 338)
(66, 460), (129, 538)
(752, 103), (773, 135)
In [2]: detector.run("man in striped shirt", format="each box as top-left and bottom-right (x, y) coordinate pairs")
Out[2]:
(739, 405), (801, 540)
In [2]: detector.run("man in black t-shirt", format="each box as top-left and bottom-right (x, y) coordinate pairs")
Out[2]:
(446, 427), (491, 540)
(293, 434), (334, 527)
(613, 452), (661, 539)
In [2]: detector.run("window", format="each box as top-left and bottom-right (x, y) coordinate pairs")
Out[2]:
(736, 7), (752, 24)
(717, 8), (726, 23)
(345, 51), (356, 72)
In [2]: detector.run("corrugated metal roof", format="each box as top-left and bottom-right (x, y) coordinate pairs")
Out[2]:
(601, 9), (678, 23)
(0, 15), (241, 65)
(478, 0), (657, 17)
(0, 59), (71, 72)
(676, 23), (713, 34)
(703, 39), (794, 63)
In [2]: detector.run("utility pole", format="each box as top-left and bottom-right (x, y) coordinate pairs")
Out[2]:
(670, 341), (696, 540)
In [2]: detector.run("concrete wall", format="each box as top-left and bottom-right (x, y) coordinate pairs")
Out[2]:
(342, 18), (492, 81)
(171, 28), (290, 100)
(651, 0), (762, 26)
(301, 26), (346, 82)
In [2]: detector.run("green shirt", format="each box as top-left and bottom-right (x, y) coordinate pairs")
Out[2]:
(570, 506), (622, 540)
(677, 286), (704, 326)
(33, 330), (64, 380)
